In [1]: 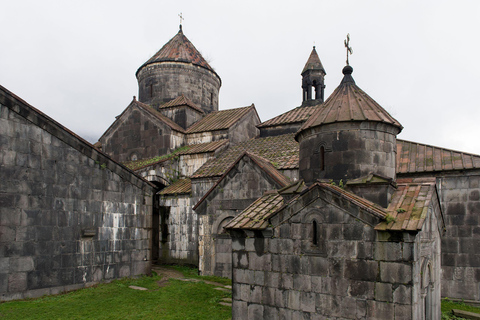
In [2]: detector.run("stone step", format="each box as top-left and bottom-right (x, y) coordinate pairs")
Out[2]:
(452, 309), (480, 320)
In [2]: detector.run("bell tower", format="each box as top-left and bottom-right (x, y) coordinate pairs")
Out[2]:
(301, 46), (326, 106)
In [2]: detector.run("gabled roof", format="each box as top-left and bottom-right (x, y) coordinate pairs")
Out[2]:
(257, 105), (320, 128)
(397, 139), (480, 174)
(159, 94), (204, 114)
(159, 178), (191, 195)
(0, 85), (156, 191)
(124, 140), (229, 171)
(191, 133), (299, 178)
(302, 46), (326, 74)
(193, 151), (291, 210)
(224, 192), (285, 230)
(136, 28), (218, 79)
(186, 105), (257, 134)
(99, 97), (185, 142)
(376, 178), (443, 231)
(298, 66), (402, 135)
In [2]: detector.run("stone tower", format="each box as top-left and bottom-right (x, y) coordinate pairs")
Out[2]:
(301, 46), (326, 106)
(296, 65), (403, 185)
(136, 26), (221, 114)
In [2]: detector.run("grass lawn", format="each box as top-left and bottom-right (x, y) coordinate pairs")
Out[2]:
(0, 266), (232, 320)
(442, 298), (480, 319)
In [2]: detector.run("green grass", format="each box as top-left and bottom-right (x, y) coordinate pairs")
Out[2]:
(0, 267), (231, 320)
(442, 298), (480, 319)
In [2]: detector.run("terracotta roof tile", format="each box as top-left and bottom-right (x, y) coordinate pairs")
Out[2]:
(299, 66), (402, 134)
(159, 94), (204, 114)
(257, 105), (320, 128)
(224, 192), (285, 230)
(397, 139), (480, 174)
(302, 47), (326, 74)
(137, 29), (217, 77)
(159, 178), (191, 195)
(186, 105), (255, 133)
(376, 178), (438, 231)
(191, 133), (299, 178)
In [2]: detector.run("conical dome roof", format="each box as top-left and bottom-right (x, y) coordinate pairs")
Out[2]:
(136, 27), (216, 76)
(299, 66), (402, 133)
(301, 46), (325, 75)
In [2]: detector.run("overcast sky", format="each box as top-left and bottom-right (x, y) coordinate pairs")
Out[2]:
(1, 0), (479, 155)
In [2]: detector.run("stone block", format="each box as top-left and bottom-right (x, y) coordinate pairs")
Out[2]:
(393, 284), (412, 305)
(380, 262), (412, 284)
(265, 271), (280, 288)
(9, 257), (34, 272)
(287, 290), (301, 310)
(339, 296), (357, 318)
(356, 299), (367, 318)
(248, 303), (264, 320)
(292, 274), (309, 292)
(366, 300), (395, 320)
(394, 304), (412, 320)
(375, 242), (402, 261)
(254, 270), (265, 286)
(263, 286), (276, 306)
(281, 273), (293, 290)
(345, 259), (378, 281)
(232, 300), (248, 319)
(374, 282), (393, 302)
(263, 305), (279, 320)
(300, 291), (316, 313)
(348, 280), (374, 299)
(250, 285), (263, 304)
(8, 272), (27, 292)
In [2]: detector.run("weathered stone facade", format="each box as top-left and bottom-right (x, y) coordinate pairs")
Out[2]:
(137, 62), (221, 113)
(228, 181), (443, 319)
(0, 86), (156, 301)
(194, 153), (290, 277)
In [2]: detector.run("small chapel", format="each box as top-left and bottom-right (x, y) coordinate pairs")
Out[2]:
(1, 23), (480, 320)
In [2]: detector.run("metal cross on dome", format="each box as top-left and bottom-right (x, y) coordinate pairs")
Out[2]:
(179, 12), (184, 26)
(344, 33), (353, 66)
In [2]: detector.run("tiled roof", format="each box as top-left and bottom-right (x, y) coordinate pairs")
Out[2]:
(193, 152), (291, 210)
(317, 183), (388, 219)
(257, 105), (320, 128)
(186, 105), (256, 133)
(224, 192), (285, 230)
(123, 140), (228, 171)
(159, 94), (204, 114)
(179, 139), (229, 155)
(191, 133), (299, 178)
(246, 152), (291, 187)
(299, 66), (402, 133)
(397, 139), (480, 174)
(159, 178), (191, 195)
(376, 178), (438, 231)
(137, 28), (217, 77)
(302, 46), (325, 74)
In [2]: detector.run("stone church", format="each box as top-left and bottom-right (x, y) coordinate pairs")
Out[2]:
(1, 24), (480, 318)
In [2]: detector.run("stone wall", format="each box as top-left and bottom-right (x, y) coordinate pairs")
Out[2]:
(195, 155), (287, 277)
(0, 88), (155, 301)
(437, 173), (480, 301)
(137, 62), (221, 114)
(101, 106), (184, 163)
(227, 109), (260, 145)
(229, 189), (442, 319)
(159, 106), (204, 130)
(158, 195), (197, 265)
(298, 122), (399, 184)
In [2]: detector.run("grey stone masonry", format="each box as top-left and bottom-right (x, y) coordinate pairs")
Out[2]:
(0, 86), (156, 301)
(229, 187), (442, 319)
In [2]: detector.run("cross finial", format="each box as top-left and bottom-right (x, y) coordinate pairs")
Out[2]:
(178, 12), (184, 28)
(344, 33), (353, 66)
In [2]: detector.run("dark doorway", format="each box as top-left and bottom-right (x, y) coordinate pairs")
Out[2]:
(152, 209), (160, 262)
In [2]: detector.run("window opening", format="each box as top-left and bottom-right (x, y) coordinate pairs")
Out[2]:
(320, 146), (325, 171)
(312, 220), (318, 245)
